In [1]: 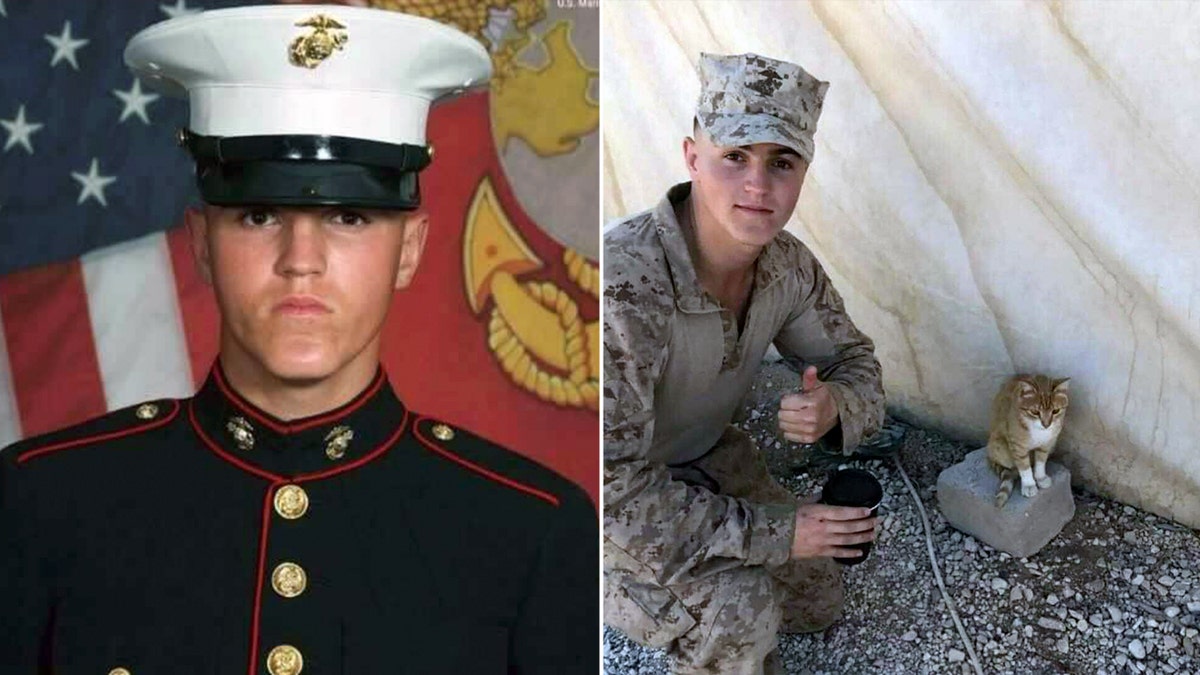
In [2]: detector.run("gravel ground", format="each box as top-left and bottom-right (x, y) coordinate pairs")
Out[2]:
(603, 362), (1200, 674)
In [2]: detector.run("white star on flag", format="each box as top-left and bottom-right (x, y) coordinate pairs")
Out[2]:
(113, 79), (161, 125)
(71, 158), (118, 207)
(160, 0), (203, 19)
(1, 105), (44, 154)
(45, 21), (90, 70)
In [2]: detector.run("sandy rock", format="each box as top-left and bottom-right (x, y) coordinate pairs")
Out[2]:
(936, 449), (1074, 558)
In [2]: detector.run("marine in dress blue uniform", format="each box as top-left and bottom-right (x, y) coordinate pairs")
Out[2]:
(0, 6), (598, 674)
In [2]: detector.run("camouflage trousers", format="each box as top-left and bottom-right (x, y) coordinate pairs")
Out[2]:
(605, 426), (843, 675)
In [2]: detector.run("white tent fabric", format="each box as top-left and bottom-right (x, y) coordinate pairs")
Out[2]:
(602, 1), (1200, 528)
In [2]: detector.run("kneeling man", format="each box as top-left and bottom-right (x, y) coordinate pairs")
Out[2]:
(604, 52), (885, 674)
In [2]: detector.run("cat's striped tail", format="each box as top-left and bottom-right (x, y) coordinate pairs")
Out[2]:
(993, 464), (1018, 508)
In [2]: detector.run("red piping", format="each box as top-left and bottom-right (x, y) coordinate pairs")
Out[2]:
(188, 401), (406, 484)
(16, 400), (181, 465)
(188, 398), (407, 674)
(188, 403), (280, 483)
(247, 483), (280, 675)
(213, 366), (386, 434)
(189, 403), (405, 675)
(413, 416), (560, 507)
(293, 409), (408, 482)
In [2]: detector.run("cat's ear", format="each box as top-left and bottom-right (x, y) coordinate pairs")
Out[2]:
(1052, 377), (1071, 392)
(1015, 377), (1036, 397)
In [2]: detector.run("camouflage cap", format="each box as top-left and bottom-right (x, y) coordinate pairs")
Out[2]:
(696, 52), (829, 163)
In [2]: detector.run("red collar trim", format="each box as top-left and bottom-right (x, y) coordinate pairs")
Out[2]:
(412, 416), (560, 507)
(188, 400), (406, 483)
(212, 365), (387, 435)
(17, 401), (182, 465)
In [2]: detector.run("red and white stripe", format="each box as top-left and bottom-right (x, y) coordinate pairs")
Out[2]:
(81, 232), (194, 409)
(0, 227), (210, 443)
(0, 306), (21, 448)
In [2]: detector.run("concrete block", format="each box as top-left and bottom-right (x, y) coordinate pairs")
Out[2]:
(936, 448), (1074, 558)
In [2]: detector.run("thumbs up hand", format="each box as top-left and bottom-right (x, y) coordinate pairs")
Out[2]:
(800, 366), (821, 393)
(778, 366), (840, 444)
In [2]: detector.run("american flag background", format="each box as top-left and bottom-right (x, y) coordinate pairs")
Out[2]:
(0, 0), (601, 502)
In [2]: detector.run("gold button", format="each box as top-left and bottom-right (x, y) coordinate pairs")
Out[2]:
(135, 403), (158, 420)
(431, 423), (455, 441)
(110, 669), (131, 675)
(274, 484), (309, 520)
(271, 562), (307, 598)
(267, 644), (303, 675)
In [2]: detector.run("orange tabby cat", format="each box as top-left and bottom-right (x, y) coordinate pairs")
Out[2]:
(987, 374), (1070, 508)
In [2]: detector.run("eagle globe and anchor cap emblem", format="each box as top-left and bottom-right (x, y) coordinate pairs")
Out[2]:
(241, 1), (601, 412)
(289, 14), (348, 69)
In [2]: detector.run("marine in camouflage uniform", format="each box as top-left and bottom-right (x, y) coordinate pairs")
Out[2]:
(604, 53), (886, 675)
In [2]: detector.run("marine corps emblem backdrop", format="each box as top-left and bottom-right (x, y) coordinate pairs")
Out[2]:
(0, 0), (599, 501)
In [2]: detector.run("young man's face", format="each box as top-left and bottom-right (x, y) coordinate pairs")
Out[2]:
(186, 205), (428, 383)
(684, 128), (808, 249)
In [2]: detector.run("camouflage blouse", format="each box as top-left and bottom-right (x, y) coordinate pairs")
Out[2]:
(603, 182), (884, 583)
